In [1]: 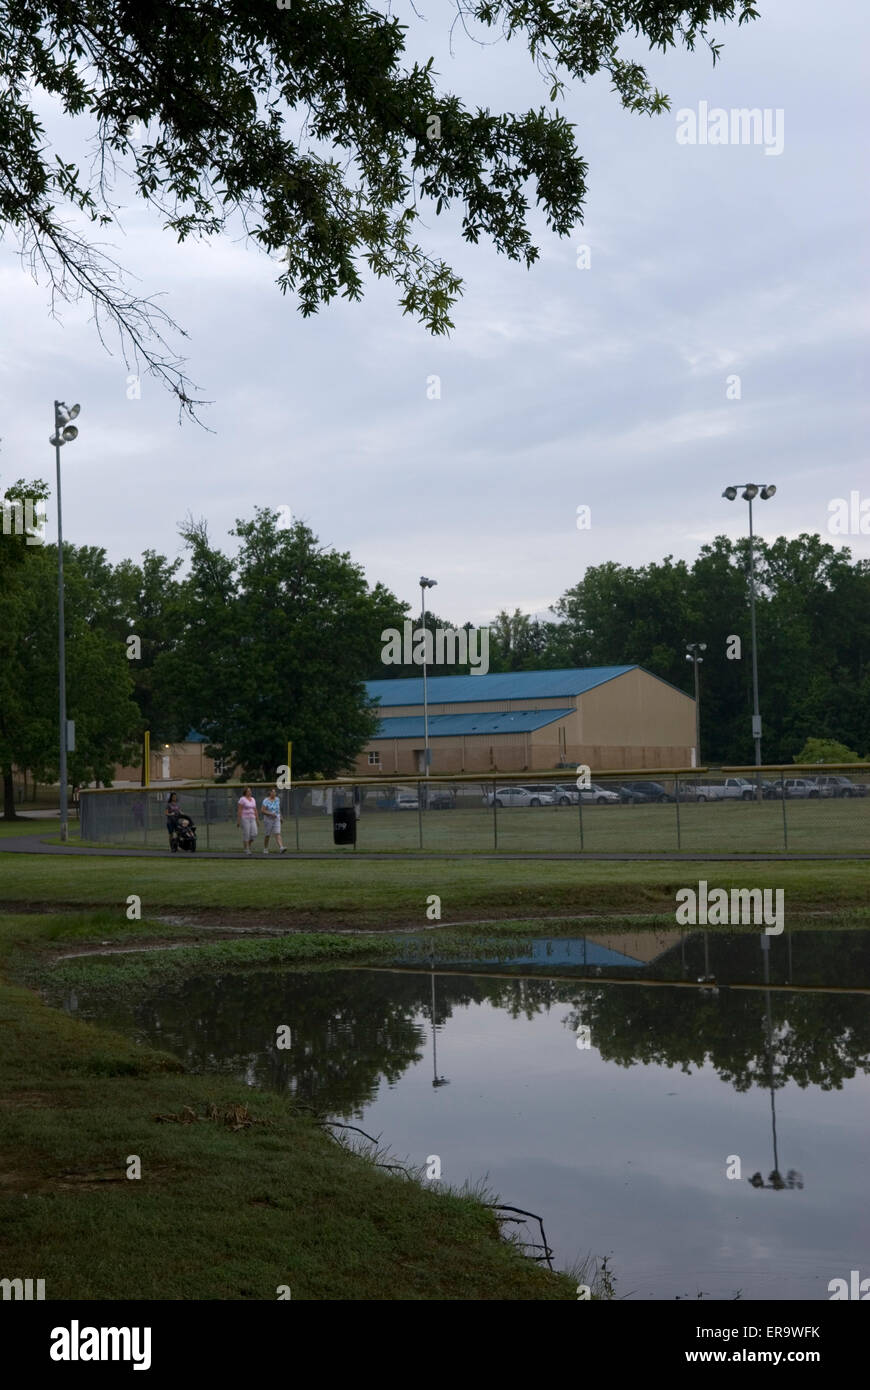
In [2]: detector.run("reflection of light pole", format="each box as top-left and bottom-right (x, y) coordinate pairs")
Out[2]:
(685, 642), (706, 766)
(430, 966), (449, 1087)
(748, 934), (803, 1193)
(51, 402), (81, 843)
(721, 483), (777, 793)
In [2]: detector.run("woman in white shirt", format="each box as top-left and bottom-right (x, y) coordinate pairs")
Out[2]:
(261, 786), (287, 854)
(236, 786), (258, 855)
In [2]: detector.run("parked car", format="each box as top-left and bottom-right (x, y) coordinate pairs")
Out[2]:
(483, 786), (555, 807)
(549, 783), (579, 805)
(782, 778), (820, 799)
(812, 775), (867, 798)
(425, 788), (456, 809)
(395, 789), (420, 810)
(761, 779), (784, 799)
(580, 783), (620, 805)
(524, 783), (565, 804)
(695, 777), (756, 802)
(619, 781), (673, 804)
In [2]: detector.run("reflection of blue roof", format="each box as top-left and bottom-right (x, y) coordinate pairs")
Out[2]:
(366, 667), (636, 706)
(395, 938), (647, 969)
(372, 709), (574, 739)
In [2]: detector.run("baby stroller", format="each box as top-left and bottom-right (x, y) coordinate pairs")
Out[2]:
(169, 813), (197, 853)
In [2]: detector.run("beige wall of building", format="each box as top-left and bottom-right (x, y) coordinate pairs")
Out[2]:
(355, 669), (696, 775)
(113, 741), (226, 785)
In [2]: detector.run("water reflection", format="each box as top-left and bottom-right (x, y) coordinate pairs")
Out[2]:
(60, 929), (870, 1298)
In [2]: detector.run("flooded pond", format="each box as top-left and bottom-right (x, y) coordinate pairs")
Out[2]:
(61, 928), (870, 1300)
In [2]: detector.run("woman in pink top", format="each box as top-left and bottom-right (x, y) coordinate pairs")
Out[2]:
(236, 786), (259, 855)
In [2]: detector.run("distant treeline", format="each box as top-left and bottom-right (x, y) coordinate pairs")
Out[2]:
(1, 495), (867, 816)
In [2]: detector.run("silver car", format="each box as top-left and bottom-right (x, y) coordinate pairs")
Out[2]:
(782, 778), (821, 799)
(483, 786), (555, 807)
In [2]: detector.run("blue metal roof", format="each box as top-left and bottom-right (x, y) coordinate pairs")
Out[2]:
(185, 728), (209, 743)
(366, 666), (636, 707)
(371, 709), (574, 740)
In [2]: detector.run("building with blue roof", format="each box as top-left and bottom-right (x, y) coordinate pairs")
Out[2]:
(357, 665), (695, 775)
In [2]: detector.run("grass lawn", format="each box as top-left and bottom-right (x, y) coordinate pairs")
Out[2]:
(0, 909), (581, 1301)
(0, 851), (867, 928)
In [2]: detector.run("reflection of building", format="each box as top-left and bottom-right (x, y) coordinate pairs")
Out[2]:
(360, 666), (696, 775)
(505, 935), (683, 969)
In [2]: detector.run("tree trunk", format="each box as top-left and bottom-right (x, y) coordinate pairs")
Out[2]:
(3, 769), (18, 820)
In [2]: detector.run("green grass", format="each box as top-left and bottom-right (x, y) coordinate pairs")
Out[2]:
(64, 795), (870, 855)
(0, 908), (581, 1301)
(0, 816), (59, 838)
(0, 852), (867, 929)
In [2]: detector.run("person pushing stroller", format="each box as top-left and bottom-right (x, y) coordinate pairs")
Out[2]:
(166, 792), (197, 853)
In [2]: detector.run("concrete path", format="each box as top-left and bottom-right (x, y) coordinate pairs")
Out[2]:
(1, 831), (867, 862)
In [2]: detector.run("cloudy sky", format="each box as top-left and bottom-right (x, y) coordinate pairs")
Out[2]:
(1, 0), (867, 626)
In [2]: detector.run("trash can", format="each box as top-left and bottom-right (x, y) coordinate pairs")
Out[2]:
(333, 808), (356, 846)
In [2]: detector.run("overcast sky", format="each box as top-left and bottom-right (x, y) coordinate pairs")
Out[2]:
(1, 0), (867, 626)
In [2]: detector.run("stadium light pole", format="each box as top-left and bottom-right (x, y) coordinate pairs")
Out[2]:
(685, 642), (706, 766)
(419, 576), (437, 788)
(722, 483), (777, 795)
(50, 402), (81, 842)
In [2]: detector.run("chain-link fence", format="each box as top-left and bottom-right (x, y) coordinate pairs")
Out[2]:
(78, 767), (870, 854)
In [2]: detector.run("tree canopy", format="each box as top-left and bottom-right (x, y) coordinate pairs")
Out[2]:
(0, 0), (759, 411)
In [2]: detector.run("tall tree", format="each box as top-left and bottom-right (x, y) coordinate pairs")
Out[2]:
(0, 1), (760, 412)
(0, 536), (141, 815)
(160, 508), (405, 779)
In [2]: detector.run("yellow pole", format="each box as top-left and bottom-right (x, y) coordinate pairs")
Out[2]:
(144, 730), (150, 787)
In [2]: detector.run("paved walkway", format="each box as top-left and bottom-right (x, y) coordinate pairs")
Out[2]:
(1, 831), (867, 862)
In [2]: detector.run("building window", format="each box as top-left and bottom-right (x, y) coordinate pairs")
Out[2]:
(368, 751), (381, 766)
(213, 756), (228, 777)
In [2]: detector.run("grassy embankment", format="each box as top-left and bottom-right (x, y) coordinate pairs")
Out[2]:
(1, 850), (865, 1301)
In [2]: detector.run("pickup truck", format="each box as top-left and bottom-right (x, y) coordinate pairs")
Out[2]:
(695, 777), (757, 802)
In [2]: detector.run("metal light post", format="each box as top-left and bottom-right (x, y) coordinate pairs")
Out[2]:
(685, 642), (706, 766)
(419, 576), (437, 786)
(722, 483), (776, 794)
(50, 402), (81, 842)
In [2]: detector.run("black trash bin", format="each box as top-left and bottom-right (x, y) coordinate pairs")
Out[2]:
(333, 808), (357, 846)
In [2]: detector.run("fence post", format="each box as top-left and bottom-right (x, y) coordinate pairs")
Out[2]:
(492, 777), (498, 851)
(205, 787), (210, 850)
(295, 788), (300, 851)
(674, 774), (681, 851)
(780, 771), (788, 850)
(577, 787), (584, 851)
(418, 781), (423, 850)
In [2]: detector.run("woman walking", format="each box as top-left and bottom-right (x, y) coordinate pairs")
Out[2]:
(236, 786), (259, 855)
(261, 786), (287, 854)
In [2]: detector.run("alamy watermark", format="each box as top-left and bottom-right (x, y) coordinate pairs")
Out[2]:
(827, 491), (870, 536)
(381, 621), (490, 675)
(676, 102), (784, 156)
(1, 497), (45, 546)
(1, 1276), (45, 1299)
(675, 880), (783, 934)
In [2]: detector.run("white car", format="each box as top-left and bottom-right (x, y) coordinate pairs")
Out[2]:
(483, 786), (555, 807)
(581, 783), (620, 805)
(395, 789), (420, 810)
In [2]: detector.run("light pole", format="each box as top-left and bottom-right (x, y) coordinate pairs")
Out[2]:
(722, 483), (776, 793)
(419, 576), (437, 787)
(50, 402), (81, 842)
(685, 642), (706, 766)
